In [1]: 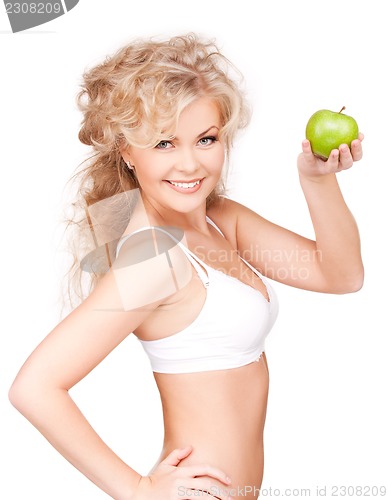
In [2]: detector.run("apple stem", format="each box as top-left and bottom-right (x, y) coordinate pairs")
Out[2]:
(339, 106), (346, 113)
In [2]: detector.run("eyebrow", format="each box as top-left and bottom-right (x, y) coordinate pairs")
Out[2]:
(196, 126), (219, 139)
(167, 126), (219, 142)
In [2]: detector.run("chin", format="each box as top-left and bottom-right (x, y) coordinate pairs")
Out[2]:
(169, 200), (206, 214)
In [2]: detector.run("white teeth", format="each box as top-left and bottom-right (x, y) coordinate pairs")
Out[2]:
(169, 180), (201, 189)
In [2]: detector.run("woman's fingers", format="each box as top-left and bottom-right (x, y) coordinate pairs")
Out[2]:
(301, 139), (317, 166)
(299, 133), (364, 176)
(185, 477), (233, 500)
(328, 133), (364, 171)
(339, 144), (355, 170)
(147, 448), (233, 499)
(162, 446), (193, 466)
(350, 134), (363, 161)
(184, 464), (231, 485)
(162, 448), (231, 486)
(176, 463), (233, 499)
(324, 148), (340, 170)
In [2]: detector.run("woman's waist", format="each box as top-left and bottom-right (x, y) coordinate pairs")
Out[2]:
(158, 380), (269, 487)
(163, 414), (264, 448)
(161, 396), (268, 443)
(155, 437), (265, 498)
(156, 357), (269, 426)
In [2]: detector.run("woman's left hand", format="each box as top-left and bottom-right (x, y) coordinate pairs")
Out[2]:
(297, 133), (364, 180)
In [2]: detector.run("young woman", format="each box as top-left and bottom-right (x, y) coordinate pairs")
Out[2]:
(8, 34), (364, 499)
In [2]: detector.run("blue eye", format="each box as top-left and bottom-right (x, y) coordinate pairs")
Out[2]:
(155, 141), (172, 149)
(199, 136), (217, 146)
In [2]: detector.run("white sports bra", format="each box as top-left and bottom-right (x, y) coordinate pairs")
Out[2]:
(116, 216), (279, 374)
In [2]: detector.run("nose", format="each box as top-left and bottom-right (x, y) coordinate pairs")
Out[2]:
(175, 147), (200, 174)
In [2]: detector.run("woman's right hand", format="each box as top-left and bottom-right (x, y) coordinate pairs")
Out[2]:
(132, 446), (233, 500)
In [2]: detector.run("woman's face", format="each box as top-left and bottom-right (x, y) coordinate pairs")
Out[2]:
(124, 97), (225, 216)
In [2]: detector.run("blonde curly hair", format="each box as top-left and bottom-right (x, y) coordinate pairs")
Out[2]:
(61, 33), (251, 314)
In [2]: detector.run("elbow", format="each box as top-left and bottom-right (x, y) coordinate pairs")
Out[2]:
(9, 383), (24, 413)
(341, 280), (363, 294)
(8, 375), (50, 415)
(349, 274), (364, 293)
(345, 265), (365, 293)
(9, 371), (68, 414)
(8, 378), (31, 413)
(332, 269), (364, 294)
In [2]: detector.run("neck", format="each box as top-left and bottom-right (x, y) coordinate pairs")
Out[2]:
(140, 192), (211, 235)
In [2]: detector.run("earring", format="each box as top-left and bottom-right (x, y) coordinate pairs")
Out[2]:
(125, 161), (134, 170)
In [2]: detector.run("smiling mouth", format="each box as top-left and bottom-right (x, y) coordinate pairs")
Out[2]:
(165, 179), (202, 189)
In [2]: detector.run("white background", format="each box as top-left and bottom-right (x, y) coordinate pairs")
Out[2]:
(1, 0), (387, 498)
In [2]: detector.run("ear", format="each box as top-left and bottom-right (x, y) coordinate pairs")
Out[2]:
(119, 143), (133, 165)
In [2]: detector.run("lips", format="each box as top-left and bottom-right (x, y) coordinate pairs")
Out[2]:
(164, 177), (204, 193)
(168, 179), (201, 188)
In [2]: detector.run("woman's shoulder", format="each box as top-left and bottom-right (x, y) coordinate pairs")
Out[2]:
(206, 195), (251, 242)
(113, 225), (192, 310)
(208, 194), (252, 214)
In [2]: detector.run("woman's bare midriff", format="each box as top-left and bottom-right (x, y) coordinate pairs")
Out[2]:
(148, 353), (269, 499)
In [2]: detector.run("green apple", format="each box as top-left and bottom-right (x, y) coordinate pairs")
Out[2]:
(305, 107), (359, 160)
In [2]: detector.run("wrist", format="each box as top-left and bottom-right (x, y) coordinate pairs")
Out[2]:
(117, 471), (143, 500)
(130, 476), (150, 500)
(298, 171), (338, 185)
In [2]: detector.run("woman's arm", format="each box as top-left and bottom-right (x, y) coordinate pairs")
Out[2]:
(296, 137), (364, 292)
(8, 234), (189, 499)
(8, 269), (151, 499)
(208, 136), (364, 294)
